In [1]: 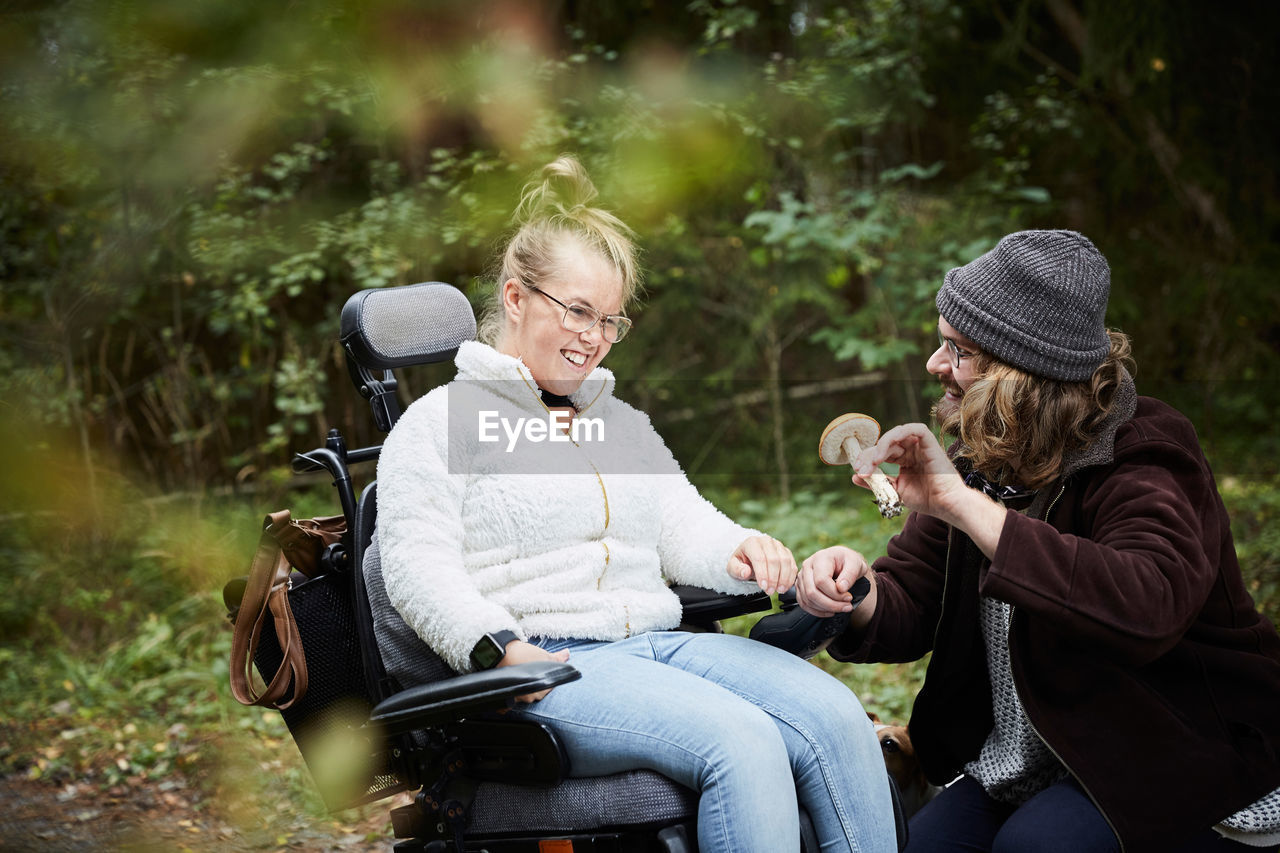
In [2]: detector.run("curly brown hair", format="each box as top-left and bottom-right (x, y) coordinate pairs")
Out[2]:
(939, 330), (1135, 490)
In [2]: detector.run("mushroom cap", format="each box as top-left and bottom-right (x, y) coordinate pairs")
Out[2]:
(819, 413), (882, 465)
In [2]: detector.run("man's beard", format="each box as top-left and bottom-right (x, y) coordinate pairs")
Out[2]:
(932, 383), (963, 437)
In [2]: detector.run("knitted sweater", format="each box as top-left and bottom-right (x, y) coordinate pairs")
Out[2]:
(374, 340), (761, 673)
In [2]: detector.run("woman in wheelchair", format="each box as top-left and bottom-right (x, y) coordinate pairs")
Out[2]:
(373, 155), (897, 852)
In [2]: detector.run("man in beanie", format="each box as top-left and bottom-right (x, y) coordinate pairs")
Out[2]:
(797, 231), (1280, 852)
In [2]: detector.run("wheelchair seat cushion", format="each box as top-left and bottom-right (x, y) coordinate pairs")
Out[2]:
(467, 769), (698, 835)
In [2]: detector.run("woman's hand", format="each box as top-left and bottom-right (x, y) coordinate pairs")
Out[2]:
(497, 640), (571, 703)
(797, 546), (877, 630)
(727, 535), (798, 595)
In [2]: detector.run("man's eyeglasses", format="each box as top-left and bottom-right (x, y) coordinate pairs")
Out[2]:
(938, 330), (978, 368)
(528, 284), (633, 343)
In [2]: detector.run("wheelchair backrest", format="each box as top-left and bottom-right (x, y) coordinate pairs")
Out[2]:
(340, 281), (477, 432)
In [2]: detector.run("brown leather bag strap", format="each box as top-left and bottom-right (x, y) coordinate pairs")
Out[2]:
(229, 512), (309, 710)
(263, 577), (308, 706)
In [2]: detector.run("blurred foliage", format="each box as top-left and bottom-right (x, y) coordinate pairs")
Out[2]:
(5, 0), (1277, 495)
(0, 448), (377, 837)
(2, 0), (1279, 839)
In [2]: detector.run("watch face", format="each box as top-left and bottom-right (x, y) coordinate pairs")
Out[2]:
(471, 634), (504, 670)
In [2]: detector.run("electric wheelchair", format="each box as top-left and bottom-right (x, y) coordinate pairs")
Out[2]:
(224, 281), (906, 852)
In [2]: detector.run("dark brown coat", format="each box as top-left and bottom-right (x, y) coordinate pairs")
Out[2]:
(832, 393), (1280, 852)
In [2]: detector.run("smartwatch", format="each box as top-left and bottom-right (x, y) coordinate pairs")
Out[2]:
(469, 629), (519, 671)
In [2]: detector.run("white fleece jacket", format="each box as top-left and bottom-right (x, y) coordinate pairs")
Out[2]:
(375, 340), (761, 673)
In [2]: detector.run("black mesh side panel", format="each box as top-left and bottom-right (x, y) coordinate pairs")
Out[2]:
(252, 572), (407, 810)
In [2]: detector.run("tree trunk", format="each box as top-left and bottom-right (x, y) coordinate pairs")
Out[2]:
(1041, 0), (1237, 251)
(764, 318), (790, 501)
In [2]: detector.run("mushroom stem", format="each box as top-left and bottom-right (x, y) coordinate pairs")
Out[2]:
(840, 436), (903, 519)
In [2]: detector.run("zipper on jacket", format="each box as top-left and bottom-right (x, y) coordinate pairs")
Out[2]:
(1042, 482), (1066, 523)
(521, 372), (616, 604)
(597, 539), (611, 589)
(930, 527), (956, 654)
(559, 421), (611, 588)
(592, 467), (611, 530)
(1006, 481), (1123, 849)
(591, 465), (611, 588)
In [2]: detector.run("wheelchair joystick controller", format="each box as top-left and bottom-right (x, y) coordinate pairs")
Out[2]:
(749, 576), (871, 659)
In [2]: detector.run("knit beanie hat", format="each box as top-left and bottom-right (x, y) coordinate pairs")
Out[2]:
(935, 230), (1111, 382)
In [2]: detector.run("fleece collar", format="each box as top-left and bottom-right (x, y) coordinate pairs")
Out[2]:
(1058, 367), (1138, 479)
(453, 340), (616, 415)
(1023, 367), (1137, 519)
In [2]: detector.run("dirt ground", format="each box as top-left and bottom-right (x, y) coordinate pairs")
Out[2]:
(0, 774), (410, 852)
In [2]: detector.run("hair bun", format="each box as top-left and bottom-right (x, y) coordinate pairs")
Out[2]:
(475, 154), (640, 346)
(514, 155), (599, 225)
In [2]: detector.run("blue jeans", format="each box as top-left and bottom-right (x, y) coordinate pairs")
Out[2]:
(906, 774), (1266, 853)
(514, 631), (897, 853)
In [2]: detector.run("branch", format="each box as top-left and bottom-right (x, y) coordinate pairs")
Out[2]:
(658, 370), (889, 424)
(1043, 0), (1087, 54)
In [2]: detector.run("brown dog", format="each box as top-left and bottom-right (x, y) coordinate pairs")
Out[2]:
(868, 713), (942, 819)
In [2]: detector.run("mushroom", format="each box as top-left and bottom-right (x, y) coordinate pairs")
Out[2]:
(819, 413), (903, 519)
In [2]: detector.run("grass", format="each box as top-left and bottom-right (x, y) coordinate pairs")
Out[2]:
(1219, 474), (1280, 621)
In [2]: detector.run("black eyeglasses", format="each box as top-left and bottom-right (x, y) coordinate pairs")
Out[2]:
(527, 284), (633, 343)
(938, 330), (978, 368)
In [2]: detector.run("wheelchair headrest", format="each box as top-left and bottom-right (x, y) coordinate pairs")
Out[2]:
(339, 282), (477, 371)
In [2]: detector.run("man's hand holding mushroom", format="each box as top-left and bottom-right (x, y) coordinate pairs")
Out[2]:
(853, 423), (1009, 559)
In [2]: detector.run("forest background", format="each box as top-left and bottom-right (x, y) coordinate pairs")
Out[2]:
(2, 0), (1278, 848)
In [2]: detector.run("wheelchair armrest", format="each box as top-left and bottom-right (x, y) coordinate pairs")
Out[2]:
(673, 584), (773, 625)
(369, 662), (580, 735)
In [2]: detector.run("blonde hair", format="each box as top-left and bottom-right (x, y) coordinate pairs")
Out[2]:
(941, 330), (1135, 489)
(477, 156), (641, 345)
